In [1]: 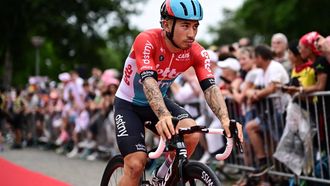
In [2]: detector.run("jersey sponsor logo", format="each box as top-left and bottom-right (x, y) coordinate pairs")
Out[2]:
(115, 115), (128, 137)
(156, 64), (180, 79)
(124, 64), (133, 85)
(142, 40), (153, 64)
(140, 70), (156, 81)
(135, 143), (146, 151)
(176, 53), (190, 61)
(208, 78), (215, 85)
(140, 65), (153, 71)
(201, 50), (212, 73)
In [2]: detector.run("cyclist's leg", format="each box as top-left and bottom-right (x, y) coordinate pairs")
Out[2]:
(177, 118), (200, 157)
(120, 152), (147, 186)
(164, 97), (200, 157)
(114, 98), (148, 186)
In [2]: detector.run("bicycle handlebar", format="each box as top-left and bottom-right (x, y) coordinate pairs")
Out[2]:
(148, 119), (242, 160)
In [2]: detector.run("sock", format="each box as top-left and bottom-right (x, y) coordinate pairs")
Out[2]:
(156, 156), (173, 178)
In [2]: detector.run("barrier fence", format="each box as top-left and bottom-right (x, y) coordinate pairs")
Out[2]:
(224, 91), (330, 185)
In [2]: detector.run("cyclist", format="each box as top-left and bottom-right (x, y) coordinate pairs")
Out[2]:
(113, 0), (243, 185)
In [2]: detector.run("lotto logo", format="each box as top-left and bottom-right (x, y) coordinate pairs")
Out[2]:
(156, 64), (180, 79)
(124, 64), (133, 85)
(201, 50), (212, 73)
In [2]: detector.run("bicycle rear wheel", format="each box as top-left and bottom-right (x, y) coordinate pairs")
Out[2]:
(183, 161), (221, 186)
(100, 155), (124, 186)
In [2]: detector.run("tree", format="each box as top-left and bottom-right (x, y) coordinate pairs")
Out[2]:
(0, 0), (145, 87)
(209, 0), (330, 46)
(209, 8), (253, 46)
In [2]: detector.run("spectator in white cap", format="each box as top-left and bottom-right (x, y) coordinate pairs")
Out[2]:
(271, 33), (291, 72)
(58, 72), (84, 112)
(217, 57), (242, 97)
(59, 72), (71, 82)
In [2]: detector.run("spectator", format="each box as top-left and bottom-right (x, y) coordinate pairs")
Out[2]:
(298, 31), (330, 106)
(59, 72), (84, 109)
(0, 87), (7, 151)
(238, 37), (252, 48)
(9, 88), (27, 149)
(298, 31), (330, 150)
(280, 40), (316, 95)
(217, 57), (242, 96)
(315, 35), (330, 63)
(271, 33), (291, 72)
(88, 67), (102, 89)
(231, 46), (263, 186)
(66, 104), (90, 158)
(245, 45), (289, 184)
(273, 39), (316, 176)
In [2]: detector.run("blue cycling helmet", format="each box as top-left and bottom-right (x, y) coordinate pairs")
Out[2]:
(160, 0), (203, 49)
(160, 0), (203, 21)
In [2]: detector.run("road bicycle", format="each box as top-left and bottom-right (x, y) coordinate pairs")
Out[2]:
(100, 119), (242, 186)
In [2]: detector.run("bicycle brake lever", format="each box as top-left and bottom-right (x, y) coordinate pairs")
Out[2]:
(229, 120), (244, 153)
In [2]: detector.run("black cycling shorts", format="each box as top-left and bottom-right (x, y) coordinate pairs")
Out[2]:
(113, 97), (192, 157)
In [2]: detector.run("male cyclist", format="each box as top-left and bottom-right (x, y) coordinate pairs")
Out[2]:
(114, 0), (243, 185)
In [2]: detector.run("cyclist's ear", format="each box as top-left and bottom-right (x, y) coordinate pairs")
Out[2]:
(162, 19), (172, 32)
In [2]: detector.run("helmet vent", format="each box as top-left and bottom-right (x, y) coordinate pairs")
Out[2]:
(190, 0), (197, 16)
(179, 2), (188, 16)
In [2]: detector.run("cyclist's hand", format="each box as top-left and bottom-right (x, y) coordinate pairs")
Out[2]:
(223, 120), (243, 143)
(156, 116), (176, 140)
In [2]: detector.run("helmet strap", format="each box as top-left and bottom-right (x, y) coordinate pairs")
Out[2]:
(165, 18), (181, 49)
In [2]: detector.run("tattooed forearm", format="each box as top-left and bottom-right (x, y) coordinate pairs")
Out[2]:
(143, 77), (171, 118)
(204, 85), (230, 124)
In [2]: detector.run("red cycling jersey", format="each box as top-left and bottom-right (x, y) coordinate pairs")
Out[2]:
(116, 28), (214, 106)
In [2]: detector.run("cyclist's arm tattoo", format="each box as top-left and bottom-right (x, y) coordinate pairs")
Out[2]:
(142, 77), (171, 118)
(204, 85), (230, 124)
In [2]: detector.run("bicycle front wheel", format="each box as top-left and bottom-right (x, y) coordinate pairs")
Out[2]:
(183, 161), (221, 186)
(100, 155), (124, 186)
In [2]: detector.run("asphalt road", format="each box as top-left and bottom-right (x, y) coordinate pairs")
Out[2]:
(0, 145), (237, 186)
(0, 146), (107, 186)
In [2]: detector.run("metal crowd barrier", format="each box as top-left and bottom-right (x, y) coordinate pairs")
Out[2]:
(224, 91), (330, 185)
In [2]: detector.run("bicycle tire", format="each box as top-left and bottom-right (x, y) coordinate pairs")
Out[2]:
(100, 155), (124, 186)
(183, 161), (221, 186)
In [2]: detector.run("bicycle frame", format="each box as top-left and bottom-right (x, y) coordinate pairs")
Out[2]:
(148, 122), (243, 185)
(100, 119), (242, 186)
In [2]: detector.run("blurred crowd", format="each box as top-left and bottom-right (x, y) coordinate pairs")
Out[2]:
(169, 31), (330, 185)
(1, 31), (330, 185)
(0, 67), (120, 160)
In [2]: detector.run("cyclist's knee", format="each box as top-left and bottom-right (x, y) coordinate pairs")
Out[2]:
(124, 152), (147, 177)
(177, 118), (196, 128)
(178, 119), (200, 142)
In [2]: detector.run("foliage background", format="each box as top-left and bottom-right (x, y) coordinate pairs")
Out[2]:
(1, 0), (330, 88)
